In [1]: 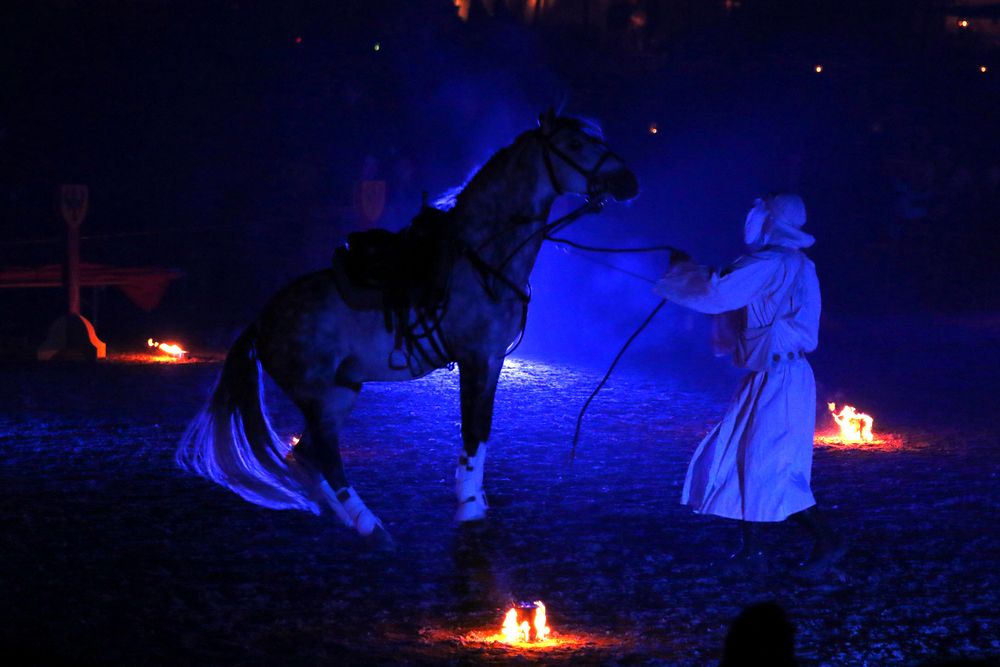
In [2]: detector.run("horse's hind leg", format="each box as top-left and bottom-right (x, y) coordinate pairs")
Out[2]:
(455, 355), (503, 522)
(296, 386), (386, 538)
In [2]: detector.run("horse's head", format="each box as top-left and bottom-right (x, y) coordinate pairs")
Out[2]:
(536, 109), (639, 203)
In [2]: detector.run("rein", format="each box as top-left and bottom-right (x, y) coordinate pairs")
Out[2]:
(458, 198), (606, 358)
(465, 125), (619, 286)
(457, 128), (618, 336)
(405, 127), (619, 371)
(457, 126), (666, 363)
(450, 125), (682, 442)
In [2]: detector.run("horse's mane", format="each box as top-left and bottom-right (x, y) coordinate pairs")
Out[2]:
(433, 116), (605, 216)
(431, 130), (535, 213)
(453, 130), (537, 214)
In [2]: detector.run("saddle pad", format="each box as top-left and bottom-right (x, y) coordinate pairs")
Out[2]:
(330, 254), (387, 312)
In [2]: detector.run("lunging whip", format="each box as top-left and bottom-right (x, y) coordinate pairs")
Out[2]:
(570, 298), (667, 462)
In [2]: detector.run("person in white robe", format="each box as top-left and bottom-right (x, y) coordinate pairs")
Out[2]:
(654, 193), (844, 575)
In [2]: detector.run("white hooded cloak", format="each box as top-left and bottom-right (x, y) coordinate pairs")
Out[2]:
(654, 195), (821, 522)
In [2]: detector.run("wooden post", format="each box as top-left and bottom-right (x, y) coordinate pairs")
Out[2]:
(66, 213), (81, 315)
(58, 184), (87, 315)
(37, 184), (107, 361)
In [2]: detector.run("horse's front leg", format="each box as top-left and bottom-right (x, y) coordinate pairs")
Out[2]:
(455, 355), (503, 522)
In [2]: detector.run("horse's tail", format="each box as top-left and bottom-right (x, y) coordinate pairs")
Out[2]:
(176, 325), (321, 514)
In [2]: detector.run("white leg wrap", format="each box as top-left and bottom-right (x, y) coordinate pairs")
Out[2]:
(319, 481), (382, 536)
(455, 443), (488, 522)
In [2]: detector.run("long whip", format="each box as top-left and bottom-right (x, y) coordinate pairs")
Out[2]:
(534, 208), (685, 460)
(570, 298), (667, 462)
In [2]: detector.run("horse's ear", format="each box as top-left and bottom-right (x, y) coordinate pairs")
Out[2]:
(539, 107), (556, 133)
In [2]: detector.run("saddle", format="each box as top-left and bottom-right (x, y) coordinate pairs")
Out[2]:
(332, 206), (457, 369)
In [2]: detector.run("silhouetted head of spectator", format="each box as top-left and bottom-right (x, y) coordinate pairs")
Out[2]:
(720, 601), (797, 667)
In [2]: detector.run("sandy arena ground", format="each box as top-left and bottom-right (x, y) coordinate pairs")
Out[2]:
(2, 318), (998, 666)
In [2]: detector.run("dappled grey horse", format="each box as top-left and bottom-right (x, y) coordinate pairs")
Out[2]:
(177, 111), (639, 540)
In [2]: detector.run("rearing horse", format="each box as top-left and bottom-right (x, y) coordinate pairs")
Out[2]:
(178, 111), (638, 540)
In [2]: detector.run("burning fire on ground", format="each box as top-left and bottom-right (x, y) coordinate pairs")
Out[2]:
(447, 600), (586, 650)
(815, 402), (902, 449)
(147, 338), (187, 360)
(106, 337), (210, 364)
(422, 599), (630, 655)
(501, 601), (551, 645)
(827, 403), (873, 443)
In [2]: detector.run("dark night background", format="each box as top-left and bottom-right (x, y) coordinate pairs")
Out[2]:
(2, 1), (999, 666)
(2, 0), (997, 357)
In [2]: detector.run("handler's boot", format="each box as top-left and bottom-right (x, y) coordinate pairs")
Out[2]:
(727, 521), (768, 575)
(791, 506), (847, 578)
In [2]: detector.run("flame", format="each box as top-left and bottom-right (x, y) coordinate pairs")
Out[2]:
(816, 401), (904, 450)
(501, 609), (521, 643)
(535, 601), (550, 641)
(827, 402), (874, 443)
(147, 338), (186, 359)
(500, 601), (550, 645)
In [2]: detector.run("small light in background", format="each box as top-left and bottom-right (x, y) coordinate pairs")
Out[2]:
(814, 64), (823, 74)
(373, 42), (381, 52)
(980, 65), (988, 74)
(957, 19), (970, 29)
(294, 36), (302, 44)
(648, 122), (658, 135)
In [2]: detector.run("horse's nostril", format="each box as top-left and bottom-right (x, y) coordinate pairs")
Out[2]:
(608, 170), (639, 201)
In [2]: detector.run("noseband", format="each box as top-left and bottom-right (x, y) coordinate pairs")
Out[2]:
(538, 126), (623, 199)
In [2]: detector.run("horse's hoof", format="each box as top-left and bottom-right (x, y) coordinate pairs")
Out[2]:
(354, 508), (382, 537)
(365, 523), (396, 551)
(455, 499), (488, 523)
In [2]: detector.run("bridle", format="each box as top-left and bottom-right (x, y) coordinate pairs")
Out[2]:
(454, 126), (621, 356)
(463, 126), (620, 302)
(389, 124), (638, 372)
(539, 125), (624, 199)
